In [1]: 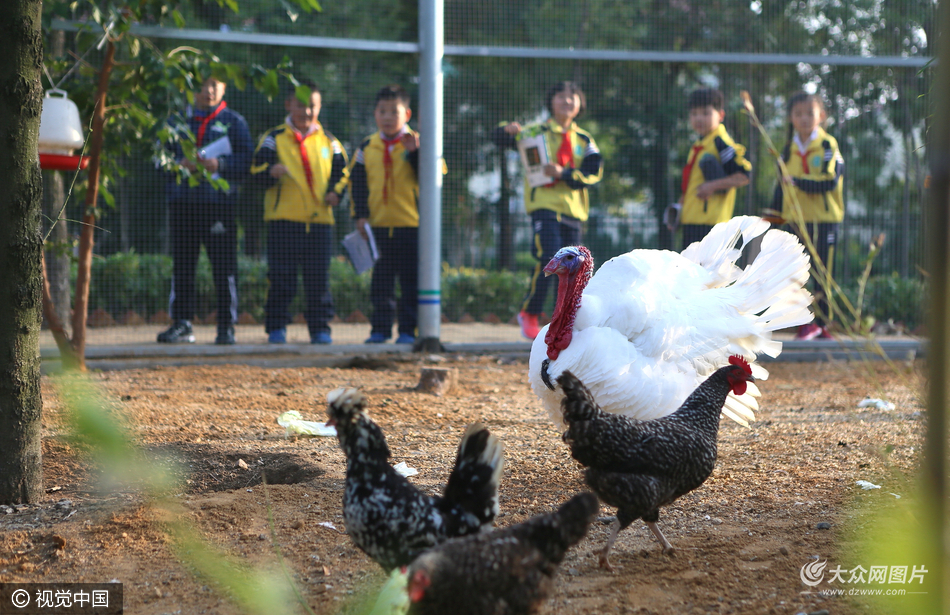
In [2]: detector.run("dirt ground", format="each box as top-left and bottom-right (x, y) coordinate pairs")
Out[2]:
(0, 355), (925, 614)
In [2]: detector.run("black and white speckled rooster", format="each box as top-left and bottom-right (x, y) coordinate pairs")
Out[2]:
(557, 356), (754, 569)
(367, 492), (599, 615)
(326, 387), (504, 572)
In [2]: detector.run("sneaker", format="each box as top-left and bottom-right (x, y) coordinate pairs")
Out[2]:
(794, 323), (822, 341)
(157, 320), (195, 344)
(215, 326), (236, 345)
(364, 333), (389, 344)
(818, 326), (834, 339)
(517, 311), (541, 340)
(395, 333), (415, 345)
(311, 331), (332, 345)
(268, 329), (287, 344)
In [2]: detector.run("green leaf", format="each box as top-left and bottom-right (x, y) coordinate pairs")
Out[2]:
(257, 70), (279, 101)
(172, 9), (185, 28)
(295, 84), (312, 105)
(287, 0), (321, 12)
(100, 184), (116, 208)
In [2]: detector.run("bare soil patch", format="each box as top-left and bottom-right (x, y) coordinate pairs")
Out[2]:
(0, 357), (924, 614)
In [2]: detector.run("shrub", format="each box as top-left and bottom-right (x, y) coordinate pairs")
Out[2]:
(88, 251), (172, 318)
(84, 252), (530, 325)
(442, 265), (530, 323)
(842, 273), (928, 331)
(329, 256), (372, 318)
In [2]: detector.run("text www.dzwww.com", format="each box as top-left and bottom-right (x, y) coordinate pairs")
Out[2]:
(817, 588), (907, 597)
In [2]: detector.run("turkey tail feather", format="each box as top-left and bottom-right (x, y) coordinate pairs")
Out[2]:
(682, 216), (771, 285)
(443, 424), (504, 525)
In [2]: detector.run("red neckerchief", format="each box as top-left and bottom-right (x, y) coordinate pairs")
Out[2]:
(796, 149), (810, 174)
(195, 101), (226, 150)
(292, 124), (320, 199)
(381, 134), (403, 204)
(545, 126), (575, 187)
(681, 144), (705, 196)
(556, 130), (574, 168)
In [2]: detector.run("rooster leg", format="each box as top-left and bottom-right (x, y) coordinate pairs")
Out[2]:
(646, 521), (674, 554)
(598, 519), (621, 571)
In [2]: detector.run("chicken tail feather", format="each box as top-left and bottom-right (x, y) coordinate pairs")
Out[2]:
(557, 371), (603, 424)
(522, 492), (600, 567)
(443, 424), (505, 526)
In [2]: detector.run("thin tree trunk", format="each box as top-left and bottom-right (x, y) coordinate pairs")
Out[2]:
(43, 172), (72, 328)
(41, 251), (80, 369)
(0, 0), (45, 504)
(71, 40), (115, 368)
(43, 28), (72, 330)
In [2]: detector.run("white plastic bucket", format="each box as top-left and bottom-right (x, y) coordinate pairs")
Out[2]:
(38, 89), (84, 155)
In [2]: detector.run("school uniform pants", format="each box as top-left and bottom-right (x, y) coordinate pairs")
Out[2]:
(168, 199), (238, 328)
(370, 226), (418, 338)
(522, 210), (583, 315)
(790, 221), (839, 327)
(265, 220), (333, 336)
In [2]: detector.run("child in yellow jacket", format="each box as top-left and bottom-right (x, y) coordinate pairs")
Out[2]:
(251, 80), (349, 344)
(350, 85), (422, 345)
(669, 88), (752, 249)
(492, 81), (604, 340)
(772, 91), (845, 340)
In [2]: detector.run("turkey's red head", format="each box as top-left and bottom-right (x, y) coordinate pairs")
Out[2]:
(408, 568), (431, 603)
(543, 246), (593, 361)
(725, 355), (754, 396)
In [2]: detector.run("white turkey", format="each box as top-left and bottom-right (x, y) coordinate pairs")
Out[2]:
(528, 216), (813, 427)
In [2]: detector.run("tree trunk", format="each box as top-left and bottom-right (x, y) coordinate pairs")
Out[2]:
(71, 41), (115, 368)
(43, 172), (72, 329)
(0, 0), (45, 504)
(43, 29), (71, 331)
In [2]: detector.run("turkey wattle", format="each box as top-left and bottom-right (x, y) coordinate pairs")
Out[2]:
(528, 216), (813, 427)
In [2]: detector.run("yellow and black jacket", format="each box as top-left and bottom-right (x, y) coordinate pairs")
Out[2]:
(350, 128), (426, 229)
(773, 127), (844, 223)
(681, 124), (752, 225)
(250, 120), (349, 225)
(494, 119), (603, 222)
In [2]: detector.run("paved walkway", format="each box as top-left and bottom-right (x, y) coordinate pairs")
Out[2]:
(39, 323), (925, 371)
(41, 322), (526, 349)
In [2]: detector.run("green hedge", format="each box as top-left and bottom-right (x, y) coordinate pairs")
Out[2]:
(842, 273), (928, 331)
(84, 252), (528, 324)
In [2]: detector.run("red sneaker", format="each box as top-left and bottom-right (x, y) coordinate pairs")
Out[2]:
(795, 323), (822, 341)
(518, 311), (541, 340)
(818, 326), (834, 339)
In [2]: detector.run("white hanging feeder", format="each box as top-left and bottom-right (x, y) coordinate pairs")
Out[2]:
(38, 88), (89, 171)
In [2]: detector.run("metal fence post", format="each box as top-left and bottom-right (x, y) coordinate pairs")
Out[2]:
(417, 0), (444, 351)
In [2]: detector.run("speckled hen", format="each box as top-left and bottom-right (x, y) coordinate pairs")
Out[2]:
(401, 492), (599, 615)
(326, 387), (504, 572)
(557, 356), (754, 569)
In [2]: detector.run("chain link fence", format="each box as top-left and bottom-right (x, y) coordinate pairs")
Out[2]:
(42, 0), (933, 348)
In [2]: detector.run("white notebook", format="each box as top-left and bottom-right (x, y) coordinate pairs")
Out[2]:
(342, 227), (379, 275)
(517, 133), (552, 188)
(198, 135), (232, 160)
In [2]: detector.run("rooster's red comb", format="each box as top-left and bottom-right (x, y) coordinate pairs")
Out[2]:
(729, 354), (752, 375)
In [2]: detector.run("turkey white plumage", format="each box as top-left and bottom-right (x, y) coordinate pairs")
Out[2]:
(528, 216), (813, 427)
